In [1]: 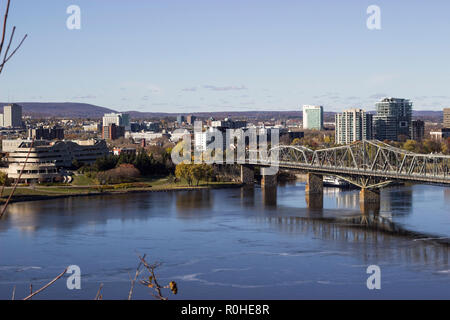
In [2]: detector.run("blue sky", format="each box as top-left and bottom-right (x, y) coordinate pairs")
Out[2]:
(0, 0), (449, 113)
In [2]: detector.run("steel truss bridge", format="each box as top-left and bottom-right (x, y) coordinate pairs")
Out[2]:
(244, 140), (450, 188)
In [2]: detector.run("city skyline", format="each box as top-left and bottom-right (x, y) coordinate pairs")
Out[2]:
(0, 0), (449, 113)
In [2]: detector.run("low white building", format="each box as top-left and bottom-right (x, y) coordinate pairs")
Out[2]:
(2, 139), (109, 183)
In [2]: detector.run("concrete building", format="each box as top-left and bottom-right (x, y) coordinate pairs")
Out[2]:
(3, 139), (109, 182)
(176, 115), (185, 125)
(112, 147), (137, 156)
(102, 113), (130, 131)
(211, 118), (247, 129)
(3, 104), (22, 128)
(186, 115), (197, 125)
(444, 108), (450, 128)
(430, 128), (450, 141)
(170, 129), (190, 143)
(410, 120), (425, 141)
(126, 131), (169, 142)
(102, 123), (125, 140)
(335, 109), (373, 144)
(83, 123), (101, 132)
(195, 127), (227, 152)
(373, 97), (412, 141)
(302, 105), (323, 130)
(28, 126), (64, 140)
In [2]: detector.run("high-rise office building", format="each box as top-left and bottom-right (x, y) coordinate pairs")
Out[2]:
(102, 123), (125, 140)
(444, 108), (450, 128)
(410, 120), (425, 141)
(102, 113), (130, 131)
(335, 109), (373, 144)
(373, 97), (412, 141)
(177, 115), (185, 125)
(186, 115), (197, 125)
(3, 104), (22, 128)
(302, 105), (323, 130)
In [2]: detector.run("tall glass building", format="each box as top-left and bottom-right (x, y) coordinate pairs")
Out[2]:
(373, 97), (412, 141)
(302, 105), (323, 130)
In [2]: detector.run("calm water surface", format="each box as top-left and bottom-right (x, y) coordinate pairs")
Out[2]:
(0, 182), (449, 299)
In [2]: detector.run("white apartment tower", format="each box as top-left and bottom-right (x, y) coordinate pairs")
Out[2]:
(102, 113), (130, 131)
(335, 109), (373, 144)
(302, 105), (323, 130)
(3, 104), (22, 128)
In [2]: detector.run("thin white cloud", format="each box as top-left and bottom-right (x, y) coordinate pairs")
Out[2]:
(203, 85), (247, 91)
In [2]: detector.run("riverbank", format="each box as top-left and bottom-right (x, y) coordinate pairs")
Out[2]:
(0, 179), (243, 204)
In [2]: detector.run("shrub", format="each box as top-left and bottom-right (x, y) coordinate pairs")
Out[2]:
(97, 164), (141, 185)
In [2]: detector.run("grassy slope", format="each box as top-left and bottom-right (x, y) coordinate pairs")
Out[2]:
(0, 175), (240, 203)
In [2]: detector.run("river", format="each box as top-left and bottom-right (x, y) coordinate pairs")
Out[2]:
(0, 182), (449, 299)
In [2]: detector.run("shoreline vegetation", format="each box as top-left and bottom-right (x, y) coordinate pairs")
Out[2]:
(0, 175), (243, 205)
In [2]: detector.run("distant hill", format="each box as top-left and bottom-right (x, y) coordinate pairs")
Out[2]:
(0, 102), (116, 118)
(0, 102), (444, 122)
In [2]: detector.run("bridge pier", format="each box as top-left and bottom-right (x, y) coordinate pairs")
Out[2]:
(359, 201), (380, 216)
(359, 188), (381, 215)
(261, 168), (277, 188)
(305, 193), (323, 210)
(240, 165), (254, 185)
(359, 188), (380, 204)
(305, 173), (323, 209)
(305, 173), (323, 194)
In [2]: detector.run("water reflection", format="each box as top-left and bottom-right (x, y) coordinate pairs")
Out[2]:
(381, 187), (413, 216)
(262, 187), (277, 207)
(175, 190), (213, 218)
(327, 189), (359, 209)
(0, 183), (449, 299)
(444, 188), (450, 201)
(253, 215), (449, 271)
(240, 186), (255, 208)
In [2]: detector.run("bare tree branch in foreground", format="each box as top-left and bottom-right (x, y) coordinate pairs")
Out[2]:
(8, 255), (177, 300)
(0, 138), (35, 219)
(23, 268), (68, 300)
(128, 254), (145, 300)
(94, 283), (104, 300)
(138, 254), (178, 300)
(0, 0), (27, 75)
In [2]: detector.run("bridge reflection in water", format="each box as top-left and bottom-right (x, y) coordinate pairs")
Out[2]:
(252, 214), (449, 270)
(246, 184), (449, 270)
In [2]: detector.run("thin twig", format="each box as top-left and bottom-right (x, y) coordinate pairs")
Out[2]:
(0, 0), (27, 75)
(0, 138), (35, 219)
(0, 177), (7, 198)
(3, 25), (14, 61)
(138, 255), (167, 300)
(128, 254), (144, 300)
(0, 33), (27, 70)
(23, 268), (67, 300)
(0, 0), (11, 56)
(94, 283), (103, 300)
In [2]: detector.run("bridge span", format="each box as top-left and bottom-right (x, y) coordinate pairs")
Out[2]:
(237, 140), (450, 209)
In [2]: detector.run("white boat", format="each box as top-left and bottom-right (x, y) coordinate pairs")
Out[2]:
(323, 176), (352, 188)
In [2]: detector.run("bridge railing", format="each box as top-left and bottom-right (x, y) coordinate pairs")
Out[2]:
(242, 140), (450, 183)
